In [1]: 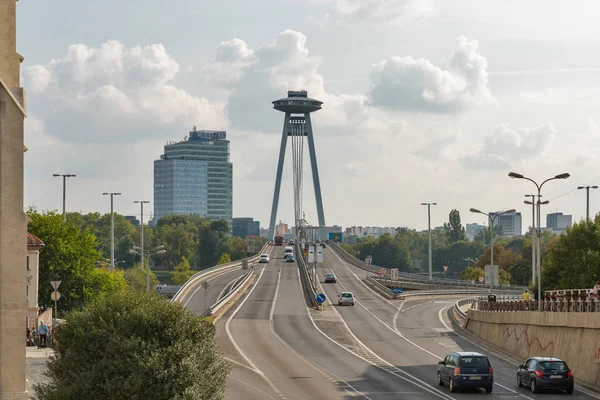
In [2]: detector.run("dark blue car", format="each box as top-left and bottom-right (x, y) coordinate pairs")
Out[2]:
(437, 351), (493, 393)
(517, 357), (574, 394)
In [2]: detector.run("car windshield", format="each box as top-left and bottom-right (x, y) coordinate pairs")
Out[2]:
(459, 357), (490, 368)
(539, 361), (567, 371)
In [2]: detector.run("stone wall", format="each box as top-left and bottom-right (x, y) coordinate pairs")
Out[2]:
(466, 310), (600, 386)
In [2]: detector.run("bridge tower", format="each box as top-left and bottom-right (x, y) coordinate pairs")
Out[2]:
(268, 91), (326, 240)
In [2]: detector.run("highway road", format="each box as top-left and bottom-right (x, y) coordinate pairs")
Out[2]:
(183, 245), (599, 399)
(320, 246), (598, 399)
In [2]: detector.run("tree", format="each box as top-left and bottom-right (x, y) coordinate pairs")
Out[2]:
(460, 266), (484, 281)
(217, 253), (232, 265)
(28, 209), (102, 312)
(124, 264), (159, 291)
(444, 209), (466, 243)
(541, 218), (600, 289)
(170, 257), (195, 285)
(356, 233), (412, 271)
(83, 267), (128, 302)
(32, 291), (230, 400)
(433, 240), (485, 278)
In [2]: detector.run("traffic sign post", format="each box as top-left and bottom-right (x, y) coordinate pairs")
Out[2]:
(316, 293), (326, 304)
(380, 268), (387, 279)
(443, 265), (448, 279)
(365, 255), (372, 269)
(392, 288), (404, 295)
(50, 281), (62, 321)
(202, 281), (210, 310)
(391, 268), (398, 281)
(479, 276), (484, 283)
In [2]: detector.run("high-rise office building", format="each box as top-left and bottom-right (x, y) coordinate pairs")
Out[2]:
(154, 128), (233, 226)
(232, 217), (260, 238)
(466, 223), (486, 241)
(489, 211), (522, 237)
(546, 212), (572, 234)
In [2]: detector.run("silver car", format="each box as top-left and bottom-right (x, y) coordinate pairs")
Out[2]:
(337, 292), (355, 306)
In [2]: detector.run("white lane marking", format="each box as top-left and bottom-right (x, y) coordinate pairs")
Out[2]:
(225, 266), (283, 397)
(229, 375), (279, 400)
(268, 266), (282, 321)
(310, 271), (454, 399)
(224, 356), (261, 374)
(329, 250), (534, 399)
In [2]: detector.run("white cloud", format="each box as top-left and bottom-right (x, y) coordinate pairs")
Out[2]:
(519, 88), (555, 105)
(461, 122), (556, 169)
(368, 36), (495, 113)
(319, 0), (435, 23)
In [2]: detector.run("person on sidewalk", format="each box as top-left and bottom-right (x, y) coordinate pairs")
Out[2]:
(38, 321), (48, 348)
(521, 289), (530, 301)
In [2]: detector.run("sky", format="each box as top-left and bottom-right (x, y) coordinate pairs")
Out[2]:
(17, 0), (600, 231)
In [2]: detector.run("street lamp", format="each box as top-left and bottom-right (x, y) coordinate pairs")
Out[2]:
(524, 194), (536, 286)
(103, 192), (121, 269)
(577, 185), (598, 221)
(133, 200), (150, 278)
(53, 174), (76, 223)
(509, 171), (570, 310)
(421, 202), (437, 280)
(469, 208), (516, 289)
(129, 245), (166, 293)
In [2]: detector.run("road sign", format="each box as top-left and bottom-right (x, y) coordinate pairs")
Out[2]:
(242, 259), (249, 269)
(392, 288), (404, 295)
(308, 246), (315, 263)
(479, 276), (484, 283)
(316, 293), (326, 304)
(380, 268), (387, 276)
(50, 281), (61, 291)
(365, 255), (372, 269)
(202, 281), (209, 290)
(390, 268), (398, 280)
(316, 245), (324, 263)
(50, 291), (61, 301)
(443, 266), (448, 272)
(156, 285), (163, 292)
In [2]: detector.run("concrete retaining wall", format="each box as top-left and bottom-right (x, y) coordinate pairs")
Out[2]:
(466, 310), (600, 386)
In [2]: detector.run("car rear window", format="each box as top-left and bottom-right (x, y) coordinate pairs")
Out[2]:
(459, 357), (490, 368)
(341, 293), (352, 298)
(539, 361), (567, 371)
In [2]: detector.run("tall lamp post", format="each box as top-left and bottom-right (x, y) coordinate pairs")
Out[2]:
(53, 174), (76, 223)
(577, 185), (598, 221)
(133, 200), (150, 274)
(509, 172), (570, 310)
(421, 202), (437, 280)
(525, 194), (536, 285)
(129, 245), (166, 293)
(102, 192), (121, 269)
(469, 208), (516, 289)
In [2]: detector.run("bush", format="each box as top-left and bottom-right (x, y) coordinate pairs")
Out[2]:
(33, 291), (229, 400)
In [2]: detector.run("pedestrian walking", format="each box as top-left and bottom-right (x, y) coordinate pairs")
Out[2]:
(38, 321), (48, 348)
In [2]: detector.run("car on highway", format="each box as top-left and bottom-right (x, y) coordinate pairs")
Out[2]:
(284, 252), (294, 260)
(337, 292), (354, 306)
(517, 357), (574, 394)
(437, 351), (493, 393)
(258, 254), (270, 263)
(286, 255), (295, 262)
(324, 273), (336, 283)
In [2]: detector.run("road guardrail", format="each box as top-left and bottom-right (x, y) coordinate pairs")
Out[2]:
(204, 269), (254, 316)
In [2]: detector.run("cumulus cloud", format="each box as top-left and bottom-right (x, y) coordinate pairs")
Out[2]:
(368, 36), (495, 113)
(23, 40), (225, 143)
(461, 122), (556, 169)
(319, 0), (435, 23)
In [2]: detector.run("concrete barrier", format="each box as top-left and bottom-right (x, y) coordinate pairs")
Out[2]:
(466, 309), (600, 387)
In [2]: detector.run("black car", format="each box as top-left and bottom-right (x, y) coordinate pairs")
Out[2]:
(517, 357), (574, 394)
(438, 351), (493, 393)
(324, 273), (336, 283)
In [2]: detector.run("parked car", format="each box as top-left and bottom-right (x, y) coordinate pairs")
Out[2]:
(286, 255), (295, 262)
(258, 254), (270, 263)
(517, 357), (573, 394)
(437, 351), (493, 393)
(337, 292), (354, 306)
(324, 273), (336, 283)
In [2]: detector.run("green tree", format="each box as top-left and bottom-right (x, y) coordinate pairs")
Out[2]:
(223, 237), (248, 261)
(217, 253), (232, 265)
(444, 209), (466, 243)
(170, 257), (195, 285)
(433, 240), (485, 278)
(474, 224), (504, 245)
(460, 266), (484, 281)
(124, 264), (159, 291)
(356, 233), (412, 270)
(83, 267), (128, 302)
(153, 223), (197, 268)
(32, 291), (229, 400)
(28, 209), (102, 312)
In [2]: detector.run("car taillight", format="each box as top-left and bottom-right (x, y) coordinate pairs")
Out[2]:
(453, 367), (460, 375)
(567, 370), (572, 378)
(534, 370), (543, 377)
(489, 367), (493, 375)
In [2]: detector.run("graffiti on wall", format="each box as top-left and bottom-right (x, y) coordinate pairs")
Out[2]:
(504, 327), (555, 352)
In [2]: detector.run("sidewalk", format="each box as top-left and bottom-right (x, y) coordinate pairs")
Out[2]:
(26, 346), (53, 393)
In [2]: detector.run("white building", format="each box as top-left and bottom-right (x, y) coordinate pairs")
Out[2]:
(27, 232), (45, 329)
(466, 223), (486, 241)
(489, 211), (522, 237)
(546, 212), (572, 234)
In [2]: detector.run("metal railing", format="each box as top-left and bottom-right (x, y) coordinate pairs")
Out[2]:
(328, 241), (527, 291)
(296, 242), (318, 308)
(172, 243), (269, 303)
(204, 269), (254, 316)
(477, 298), (600, 312)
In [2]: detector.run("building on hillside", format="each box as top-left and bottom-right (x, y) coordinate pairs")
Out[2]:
(124, 215), (140, 227)
(546, 212), (572, 234)
(488, 211), (522, 237)
(466, 223), (486, 241)
(232, 217), (260, 238)
(153, 127), (233, 227)
(27, 232), (45, 330)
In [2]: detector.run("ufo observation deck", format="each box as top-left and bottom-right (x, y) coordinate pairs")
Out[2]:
(273, 90), (323, 113)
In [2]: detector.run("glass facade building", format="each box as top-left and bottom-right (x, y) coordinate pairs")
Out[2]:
(232, 217), (260, 238)
(154, 129), (233, 227)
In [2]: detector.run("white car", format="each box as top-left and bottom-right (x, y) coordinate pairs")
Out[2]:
(258, 254), (270, 263)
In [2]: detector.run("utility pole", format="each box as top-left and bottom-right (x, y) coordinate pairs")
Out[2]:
(421, 203), (437, 280)
(0, 0), (30, 397)
(525, 195), (536, 286)
(103, 193), (121, 269)
(134, 200), (150, 291)
(53, 174), (76, 223)
(578, 186), (598, 221)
